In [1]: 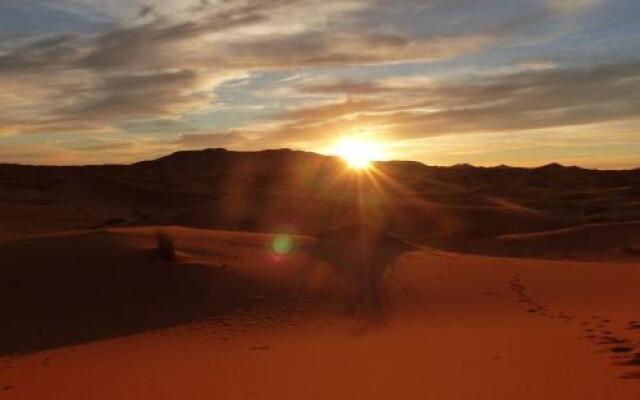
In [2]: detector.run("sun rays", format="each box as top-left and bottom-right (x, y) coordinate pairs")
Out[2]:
(330, 137), (384, 170)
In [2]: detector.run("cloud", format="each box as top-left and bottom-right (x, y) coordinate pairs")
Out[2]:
(77, 11), (268, 70)
(61, 70), (213, 120)
(546, 0), (603, 14)
(0, 68), (222, 136)
(0, 34), (82, 73)
(0, 0), (498, 138)
(174, 131), (246, 148)
(0, 0), (638, 168)
(216, 30), (492, 68)
(73, 141), (133, 152)
(250, 61), (640, 145)
(513, 58), (557, 71)
(137, 4), (154, 17)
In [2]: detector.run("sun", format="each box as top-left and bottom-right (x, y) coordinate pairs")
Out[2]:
(332, 138), (382, 170)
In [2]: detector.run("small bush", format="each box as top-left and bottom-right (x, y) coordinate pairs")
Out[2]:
(156, 231), (177, 261)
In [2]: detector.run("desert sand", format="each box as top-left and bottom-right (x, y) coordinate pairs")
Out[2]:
(0, 226), (639, 399)
(0, 150), (639, 399)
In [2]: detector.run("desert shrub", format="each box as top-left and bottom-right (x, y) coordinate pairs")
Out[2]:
(155, 230), (177, 261)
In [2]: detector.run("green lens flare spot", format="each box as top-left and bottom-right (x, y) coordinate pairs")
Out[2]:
(271, 235), (293, 255)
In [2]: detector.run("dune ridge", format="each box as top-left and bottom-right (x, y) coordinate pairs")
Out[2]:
(1, 149), (638, 259)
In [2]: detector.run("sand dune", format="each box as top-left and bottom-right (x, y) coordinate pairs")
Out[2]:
(1, 150), (639, 398)
(1, 149), (638, 251)
(493, 221), (640, 258)
(0, 227), (311, 356)
(1, 226), (640, 399)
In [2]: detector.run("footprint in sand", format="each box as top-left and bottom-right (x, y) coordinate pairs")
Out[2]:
(620, 372), (640, 380)
(619, 353), (640, 366)
(610, 346), (635, 354)
(616, 353), (640, 379)
(596, 335), (627, 345)
(509, 273), (640, 380)
(627, 321), (640, 330)
(586, 319), (640, 379)
(509, 274), (557, 319)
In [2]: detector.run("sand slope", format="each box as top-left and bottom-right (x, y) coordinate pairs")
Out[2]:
(493, 221), (640, 258)
(1, 227), (639, 399)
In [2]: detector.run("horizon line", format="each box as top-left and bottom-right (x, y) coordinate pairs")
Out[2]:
(1, 147), (638, 172)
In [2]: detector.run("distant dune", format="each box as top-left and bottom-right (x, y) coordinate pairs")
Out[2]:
(1, 148), (638, 259)
(492, 221), (640, 257)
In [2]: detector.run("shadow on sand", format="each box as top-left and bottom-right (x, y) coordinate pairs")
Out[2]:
(306, 223), (419, 324)
(0, 232), (278, 357)
(0, 225), (419, 356)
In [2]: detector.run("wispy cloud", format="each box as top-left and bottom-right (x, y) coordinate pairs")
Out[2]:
(546, 0), (604, 14)
(0, 0), (638, 168)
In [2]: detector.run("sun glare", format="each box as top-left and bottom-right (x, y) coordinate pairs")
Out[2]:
(332, 138), (382, 170)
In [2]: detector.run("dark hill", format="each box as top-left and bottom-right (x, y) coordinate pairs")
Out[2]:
(1, 148), (638, 255)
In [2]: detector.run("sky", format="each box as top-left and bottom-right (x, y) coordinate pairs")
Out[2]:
(0, 0), (639, 168)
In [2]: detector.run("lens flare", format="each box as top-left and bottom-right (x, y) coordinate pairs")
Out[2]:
(271, 234), (293, 255)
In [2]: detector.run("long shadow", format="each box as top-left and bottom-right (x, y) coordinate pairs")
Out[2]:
(308, 224), (418, 323)
(0, 232), (276, 357)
